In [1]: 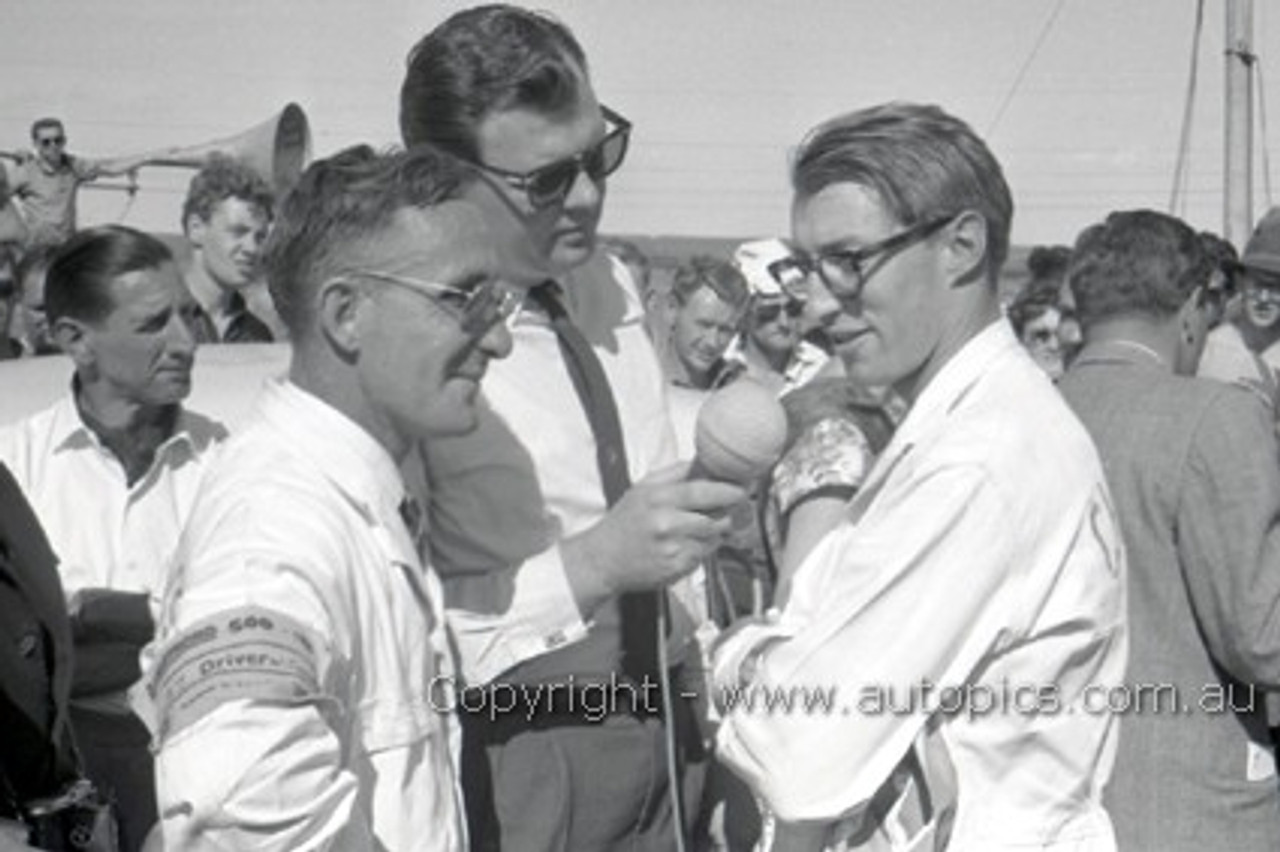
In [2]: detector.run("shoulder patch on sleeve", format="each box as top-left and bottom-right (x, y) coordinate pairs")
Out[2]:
(150, 606), (326, 742)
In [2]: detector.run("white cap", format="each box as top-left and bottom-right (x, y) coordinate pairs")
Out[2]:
(732, 238), (793, 298)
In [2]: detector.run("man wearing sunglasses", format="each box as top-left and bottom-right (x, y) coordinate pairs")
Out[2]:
(2, 118), (152, 256)
(145, 146), (531, 850)
(728, 237), (840, 397)
(400, 6), (745, 851)
(711, 103), (1127, 851)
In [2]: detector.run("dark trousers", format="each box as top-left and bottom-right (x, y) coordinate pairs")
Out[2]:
(69, 706), (155, 852)
(463, 692), (705, 852)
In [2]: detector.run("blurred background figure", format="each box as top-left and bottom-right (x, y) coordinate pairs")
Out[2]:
(600, 235), (666, 342)
(1198, 211), (1280, 423)
(1025, 244), (1080, 358)
(1007, 283), (1067, 380)
(179, 154), (277, 342)
(13, 245), (57, 356)
(2, 117), (151, 256)
(0, 248), (21, 360)
(662, 255), (748, 395)
(728, 238), (838, 395)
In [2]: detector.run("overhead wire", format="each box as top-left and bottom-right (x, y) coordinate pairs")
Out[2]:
(986, 0), (1069, 137)
(1258, 58), (1274, 207)
(1169, 0), (1206, 217)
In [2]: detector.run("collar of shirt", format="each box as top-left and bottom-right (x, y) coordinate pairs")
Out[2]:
(48, 392), (204, 475)
(257, 379), (409, 537)
(888, 318), (1021, 455)
(1070, 339), (1168, 371)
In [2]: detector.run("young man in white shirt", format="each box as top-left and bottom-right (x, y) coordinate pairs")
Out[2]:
(712, 102), (1128, 851)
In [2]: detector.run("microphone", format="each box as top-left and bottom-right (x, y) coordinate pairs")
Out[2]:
(690, 379), (789, 485)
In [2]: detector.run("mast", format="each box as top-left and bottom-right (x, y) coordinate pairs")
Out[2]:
(1225, 0), (1254, 243)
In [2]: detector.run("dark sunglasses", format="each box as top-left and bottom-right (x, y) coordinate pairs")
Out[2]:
(37, 136), (66, 148)
(473, 106), (631, 209)
(753, 299), (805, 323)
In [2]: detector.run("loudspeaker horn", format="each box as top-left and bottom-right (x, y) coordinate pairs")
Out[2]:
(145, 103), (311, 194)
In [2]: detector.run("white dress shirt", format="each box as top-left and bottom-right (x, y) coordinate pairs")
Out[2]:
(713, 320), (1128, 850)
(147, 380), (465, 851)
(421, 253), (684, 685)
(0, 392), (226, 599)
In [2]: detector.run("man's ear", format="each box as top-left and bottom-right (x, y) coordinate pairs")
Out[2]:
(184, 213), (207, 247)
(316, 278), (367, 360)
(51, 316), (90, 367)
(942, 210), (989, 288)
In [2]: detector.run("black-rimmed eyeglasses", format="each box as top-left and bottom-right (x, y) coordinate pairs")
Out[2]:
(472, 106), (631, 209)
(768, 214), (957, 303)
(339, 270), (521, 337)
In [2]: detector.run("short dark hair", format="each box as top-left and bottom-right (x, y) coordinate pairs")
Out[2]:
(671, 255), (749, 313)
(45, 225), (174, 326)
(181, 154), (274, 232)
(792, 102), (1013, 284)
(30, 118), (63, 141)
(1026, 245), (1072, 286)
(1068, 209), (1211, 328)
(400, 4), (589, 158)
(264, 144), (475, 340)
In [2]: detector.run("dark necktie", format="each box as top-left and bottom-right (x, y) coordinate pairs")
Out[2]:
(224, 292), (273, 343)
(528, 283), (661, 685)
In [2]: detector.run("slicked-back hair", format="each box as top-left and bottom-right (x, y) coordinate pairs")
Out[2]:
(181, 154), (275, 232)
(264, 144), (474, 340)
(30, 117), (63, 141)
(671, 255), (750, 314)
(792, 102), (1013, 284)
(1068, 209), (1212, 329)
(45, 225), (174, 327)
(400, 4), (589, 159)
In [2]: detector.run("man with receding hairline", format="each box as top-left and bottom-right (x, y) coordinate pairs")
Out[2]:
(146, 145), (531, 850)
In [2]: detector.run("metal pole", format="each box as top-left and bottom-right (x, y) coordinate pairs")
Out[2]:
(1226, 0), (1255, 244)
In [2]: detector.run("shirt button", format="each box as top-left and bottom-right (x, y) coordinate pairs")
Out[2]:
(18, 633), (39, 658)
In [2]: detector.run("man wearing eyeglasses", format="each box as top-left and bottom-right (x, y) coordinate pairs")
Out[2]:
(2, 118), (151, 256)
(143, 145), (534, 851)
(1199, 209), (1280, 424)
(400, 6), (746, 851)
(711, 103), (1127, 851)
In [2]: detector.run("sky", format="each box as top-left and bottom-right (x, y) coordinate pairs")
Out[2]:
(2, 0), (1279, 249)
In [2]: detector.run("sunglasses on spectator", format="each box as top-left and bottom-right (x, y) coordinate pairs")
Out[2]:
(337, 270), (521, 337)
(37, 136), (66, 148)
(472, 106), (631, 209)
(753, 299), (805, 323)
